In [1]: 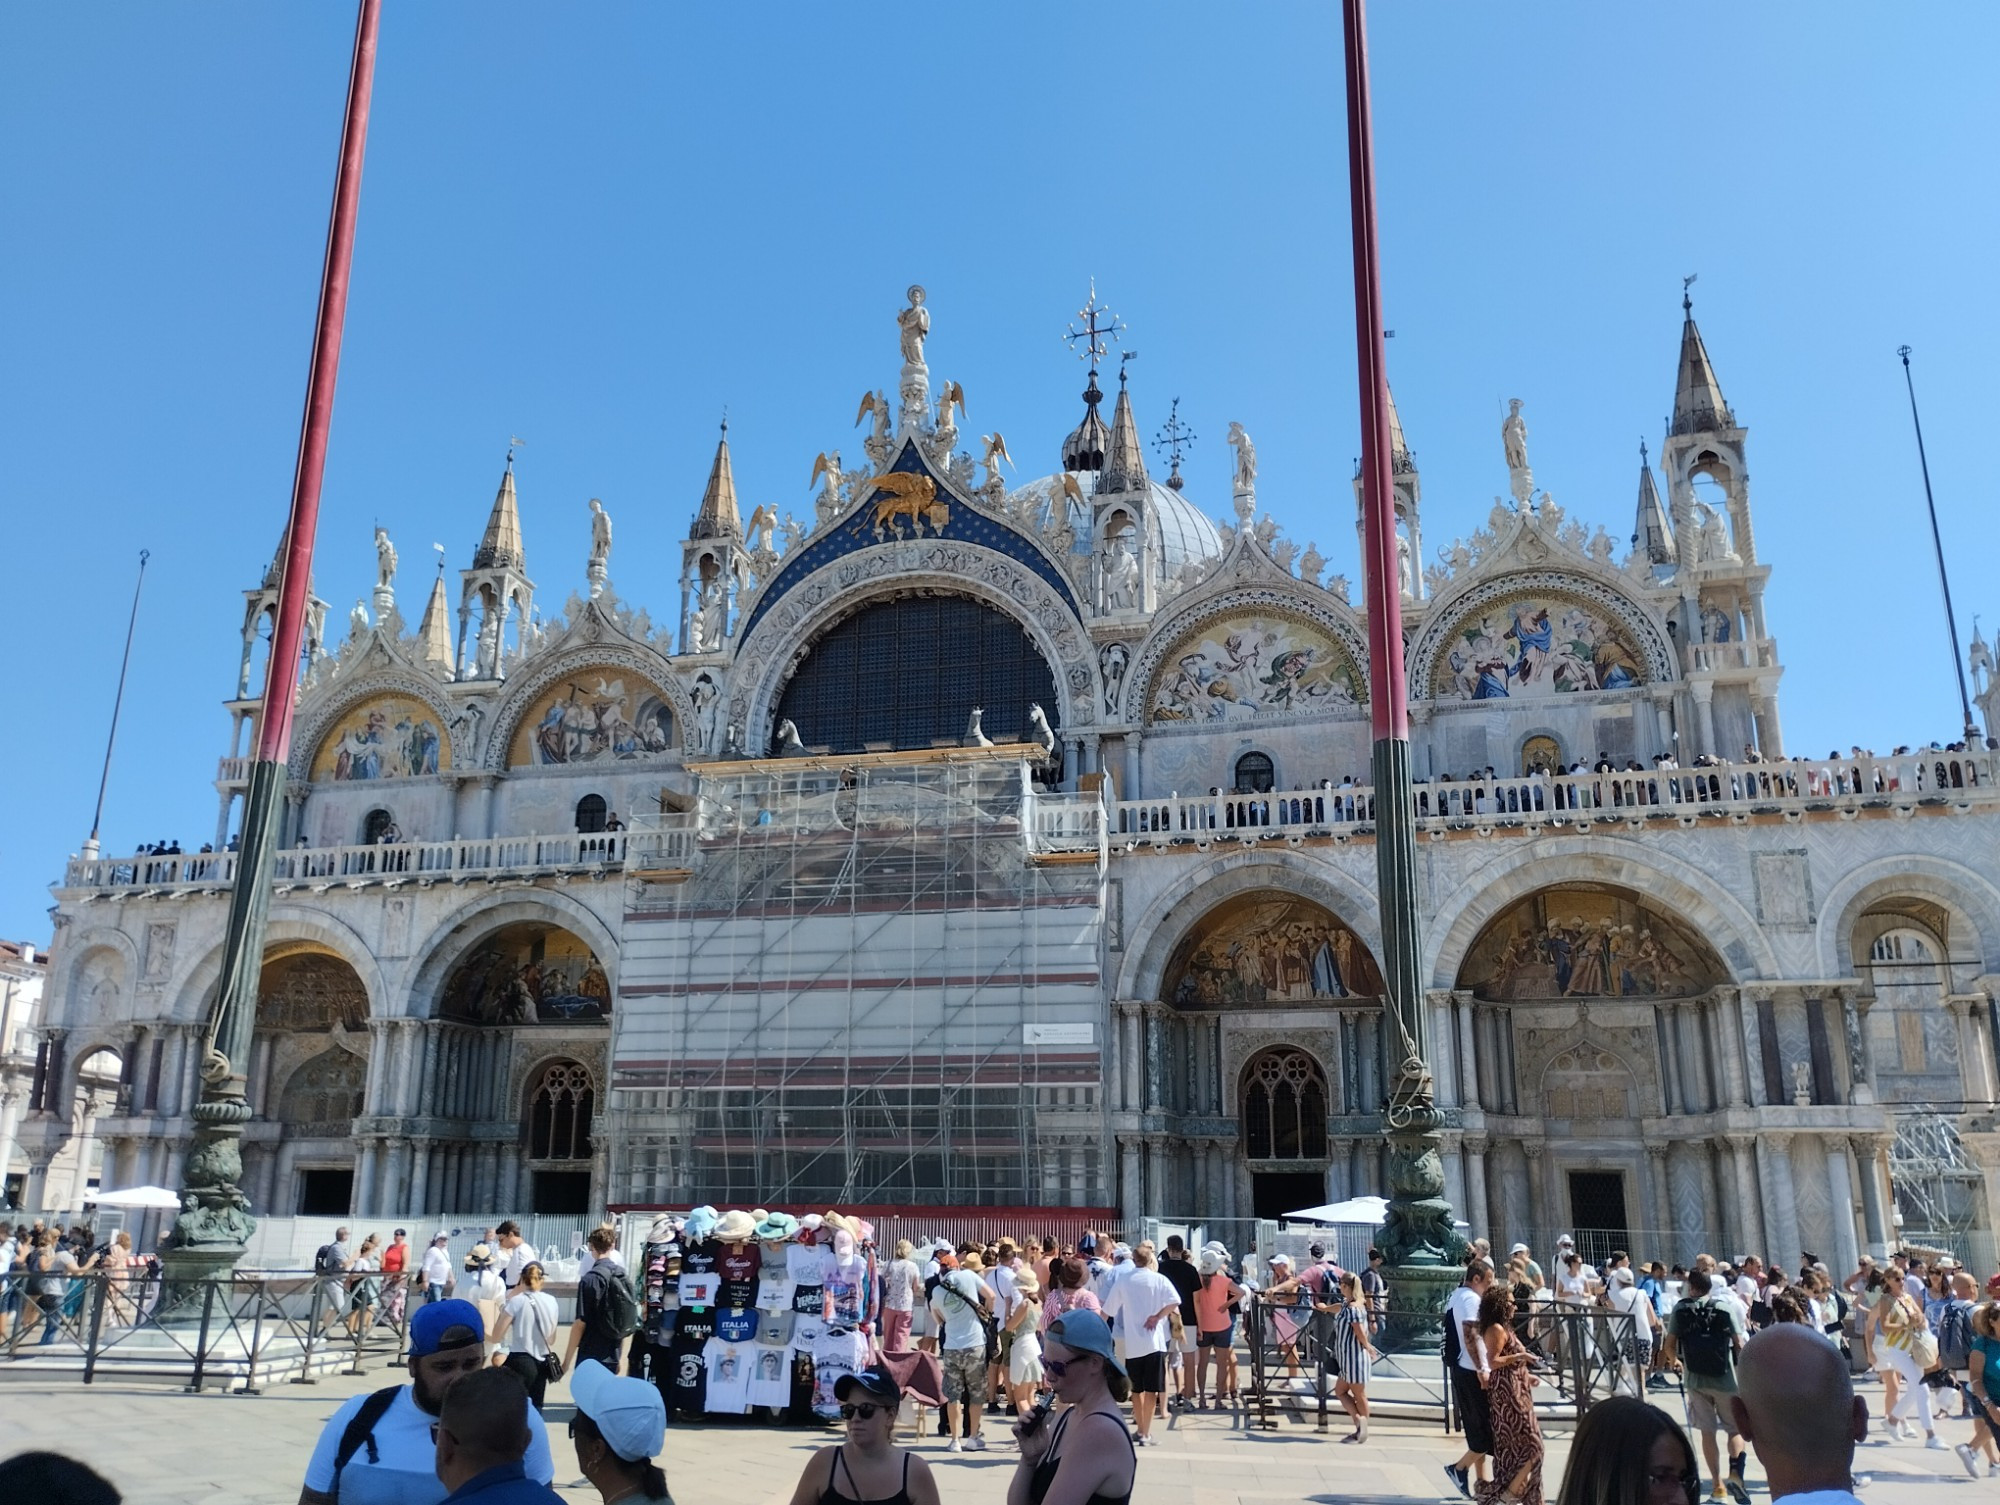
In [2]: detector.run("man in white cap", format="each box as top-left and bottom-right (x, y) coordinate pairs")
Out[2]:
(422, 1232), (456, 1305)
(1509, 1242), (1542, 1289)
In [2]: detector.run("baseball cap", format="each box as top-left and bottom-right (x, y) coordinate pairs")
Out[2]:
(571, 1359), (666, 1462)
(1112, 1242), (1133, 1260)
(1509, 1243), (1531, 1256)
(1047, 1309), (1125, 1375)
(409, 1298), (485, 1357)
(835, 1362), (902, 1406)
(1077, 1234), (1097, 1254)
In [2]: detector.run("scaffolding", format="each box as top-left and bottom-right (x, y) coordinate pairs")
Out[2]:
(611, 749), (1109, 1210)
(1888, 1105), (1985, 1246)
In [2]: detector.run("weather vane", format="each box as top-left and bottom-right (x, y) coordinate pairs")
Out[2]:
(1682, 272), (1697, 311)
(506, 434), (525, 466)
(1064, 278), (1126, 380)
(1153, 396), (1196, 489)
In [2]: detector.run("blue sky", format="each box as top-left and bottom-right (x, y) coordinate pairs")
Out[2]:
(4, 4), (1997, 941)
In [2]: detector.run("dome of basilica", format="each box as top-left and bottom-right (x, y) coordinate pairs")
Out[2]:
(1006, 468), (1225, 581)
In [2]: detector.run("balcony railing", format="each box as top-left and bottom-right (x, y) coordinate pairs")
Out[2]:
(1685, 636), (1779, 674)
(215, 756), (253, 784)
(1111, 749), (1998, 840)
(63, 832), (635, 892)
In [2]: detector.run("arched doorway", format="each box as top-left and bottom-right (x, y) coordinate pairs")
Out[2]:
(246, 946), (372, 1216)
(774, 593), (1059, 753)
(48, 1046), (124, 1212)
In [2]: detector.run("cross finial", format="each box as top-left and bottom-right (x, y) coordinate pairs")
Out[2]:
(1064, 278), (1126, 379)
(1639, 438), (1648, 464)
(1153, 396), (1196, 488)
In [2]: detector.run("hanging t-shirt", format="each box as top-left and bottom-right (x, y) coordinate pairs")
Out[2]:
(824, 1257), (867, 1330)
(759, 1242), (790, 1276)
(668, 1305), (718, 1414)
(811, 1326), (872, 1419)
(756, 1307), (797, 1348)
(717, 1247), (760, 1309)
(704, 1336), (755, 1414)
(793, 1281), (827, 1317)
(790, 1313), (827, 1358)
(788, 1242), (835, 1287)
(748, 1339), (793, 1409)
(681, 1240), (719, 1278)
(756, 1275), (797, 1312)
(715, 1307), (759, 1343)
(678, 1273), (720, 1309)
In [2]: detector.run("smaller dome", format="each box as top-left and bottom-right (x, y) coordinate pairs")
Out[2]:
(1061, 405), (1110, 472)
(1007, 471), (1225, 583)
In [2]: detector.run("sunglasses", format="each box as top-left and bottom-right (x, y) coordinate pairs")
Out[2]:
(839, 1403), (884, 1420)
(1044, 1358), (1067, 1377)
(1647, 1466), (1700, 1498)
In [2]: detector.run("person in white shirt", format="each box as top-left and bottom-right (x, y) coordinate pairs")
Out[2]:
(494, 1220), (537, 1291)
(1444, 1259), (1496, 1499)
(1093, 1242), (1134, 1315)
(489, 1261), (561, 1410)
(1100, 1245), (1179, 1446)
(0, 1232), (17, 1343)
(421, 1232), (455, 1303)
(1606, 1266), (1659, 1396)
(929, 1254), (994, 1452)
(575, 1221), (626, 1281)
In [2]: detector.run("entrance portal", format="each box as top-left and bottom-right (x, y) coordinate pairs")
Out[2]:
(1252, 1170), (1324, 1221)
(298, 1167), (355, 1216)
(1567, 1170), (1629, 1267)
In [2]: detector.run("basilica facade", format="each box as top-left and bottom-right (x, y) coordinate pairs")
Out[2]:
(24, 287), (2000, 1272)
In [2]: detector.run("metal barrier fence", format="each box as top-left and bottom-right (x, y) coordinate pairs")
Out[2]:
(0, 1268), (440, 1390)
(1242, 1294), (1644, 1433)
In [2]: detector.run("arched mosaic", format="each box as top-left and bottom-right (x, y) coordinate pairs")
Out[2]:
(1164, 891), (1383, 1007)
(507, 671), (677, 766)
(438, 922), (611, 1024)
(256, 951), (368, 1032)
(309, 694), (449, 781)
(1144, 611), (1365, 725)
(1456, 884), (1725, 1001)
(1430, 589), (1647, 699)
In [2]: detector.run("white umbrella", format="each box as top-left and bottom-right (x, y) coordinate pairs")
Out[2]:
(1283, 1195), (1389, 1224)
(88, 1184), (184, 1209)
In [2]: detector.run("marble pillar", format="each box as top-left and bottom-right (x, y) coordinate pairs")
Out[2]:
(1715, 989), (1748, 1106)
(1647, 1146), (1673, 1249)
(1949, 996), (1993, 1105)
(1464, 1137), (1490, 1240)
(1524, 1141), (1548, 1239)
(1756, 1133), (1800, 1266)
(1727, 1136), (1764, 1258)
(1455, 995), (1480, 1110)
(1824, 1138), (1860, 1276)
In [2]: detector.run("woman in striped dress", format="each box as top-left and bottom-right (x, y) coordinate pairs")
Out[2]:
(1330, 1271), (1380, 1443)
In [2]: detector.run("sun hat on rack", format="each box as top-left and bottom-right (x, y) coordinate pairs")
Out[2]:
(714, 1209), (758, 1244)
(755, 1211), (800, 1242)
(684, 1205), (719, 1241)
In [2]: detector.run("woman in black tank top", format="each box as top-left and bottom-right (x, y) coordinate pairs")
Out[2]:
(786, 1364), (939, 1505)
(1011, 1312), (1138, 1505)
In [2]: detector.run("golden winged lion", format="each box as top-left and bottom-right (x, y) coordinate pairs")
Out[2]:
(868, 472), (948, 540)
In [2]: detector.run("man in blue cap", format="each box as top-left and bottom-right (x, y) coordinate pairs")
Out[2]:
(299, 1298), (554, 1505)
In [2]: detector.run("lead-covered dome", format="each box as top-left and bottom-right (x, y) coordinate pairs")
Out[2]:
(1007, 469), (1224, 583)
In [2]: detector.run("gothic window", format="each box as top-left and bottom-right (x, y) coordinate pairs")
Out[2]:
(574, 794), (608, 834)
(362, 808), (394, 844)
(528, 1059), (595, 1161)
(1521, 736), (1561, 776)
(1241, 1048), (1328, 1160)
(1235, 752), (1276, 794)
(774, 594), (1059, 754)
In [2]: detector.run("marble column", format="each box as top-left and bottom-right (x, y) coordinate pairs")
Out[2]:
(1455, 994), (1480, 1110)
(1463, 1136), (1490, 1240)
(1121, 1010), (1141, 1113)
(1656, 1004), (1685, 1115)
(1714, 988), (1748, 1106)
(1143, 1008), (1164, 1114)
(1727, 1135), (1764, 1258)
(1738, 990), (1768, 1107)
(1844, 994), (1877, 1106)
(1853, 1135), (1890, 1258)
(1691, 680), (1717, 759)
(1647, 1145), (1673, 1252)
(1122, 734), (1142, 804)
(1824, 1138), (1860, 1277)
(1755, 1132), (1799, 1266)
(1676, 1002), (1708, 1113)
(408, 1141), (431, 1216)
(1118, 1136), (1142, 1221)
(355, 1143), (380, 1215)
(1948, 996), (1994, 1105)
(1524, 1141), (1548, 1241)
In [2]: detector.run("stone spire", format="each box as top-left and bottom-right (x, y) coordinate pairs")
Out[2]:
(473, 453), (526, 570)
(691, 423), (742, 540)
(417, 567), (453, 670)
(1670, 291), (1734, 437)
(1099, 366), (1149, 494)
(1632, 440), (1675, 565)
(1385, 382), (1416, 475)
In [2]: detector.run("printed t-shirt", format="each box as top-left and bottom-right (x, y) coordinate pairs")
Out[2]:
(824, 1257), (867, 1329)
(704, 1336), (754, 1413)
(790, 1313), (827, 1357)
(669, 1306), (717, 1413)
(787, 1242), (835, 1286)
(715, 1307), (758, 1343)
(756, 1308), (796, 1347)
(678, 1273), (720, 1308)
(748, 1339), (792, 1409)
(811, 1327), (871, 1419)
(882, 1258), (921, 1312)
(717, 1247), (760, 1309)
(1103, 1268), (1180, 1357)
(931, 1271), (987, 1352)
(755, 1275), (797, 1312)
(303, 1384), (553, 1505)
(1447, 1285), (1486, 1370)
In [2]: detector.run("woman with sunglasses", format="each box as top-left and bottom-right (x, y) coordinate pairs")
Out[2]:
(1868, 1267), (1941, 1446)
(786, 1363), (940, 1505)
(1010, 1310), (1136, 1505)
(1552, 1395), (1701, 1505)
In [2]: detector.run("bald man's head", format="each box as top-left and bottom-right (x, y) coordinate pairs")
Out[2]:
(1730, 1325), (1865, 1494)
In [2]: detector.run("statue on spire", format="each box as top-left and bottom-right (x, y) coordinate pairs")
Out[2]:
(1502, 398), (1535, 508)
(372, 527), (397, 620)
(897, 284), (930, 365)
(587, 498), (613, 597)
(896, 285), (931, 434)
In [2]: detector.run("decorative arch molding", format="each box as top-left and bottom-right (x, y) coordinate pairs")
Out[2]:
(1424, 839), (1779, 991)
(50, 927), (140, 1032)
(1117, 853), (1386, 1003)
(480, 642), (697, 768)
(168, 906), (388, 1028)
(399, 888), (621, 1023)
(732, 540), (1094, 751)
(1816, 857), (2000, 977)
(1528, 1026), (1648, 1122)
(1408, 567), (1677, 703)
(290, 667), (459, 783)
(1219, 1031), (1339, 1120)
(1123, 586), (1371, 728)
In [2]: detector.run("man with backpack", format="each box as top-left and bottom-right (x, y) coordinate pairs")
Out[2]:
(315, 1228), (354, 1336)
(1665, 1268), (1750, 1505)
(564, 1227), (639, 1373)
(298, 1298), (554, 1505)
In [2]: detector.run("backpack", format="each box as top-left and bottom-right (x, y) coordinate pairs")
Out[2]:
(314, 1242), (344, 1276)
(330, 1385), (403, 1502)
(595, 1265), (640, 1337)
(1676, 1297), (1735, 1378)
(1938, 1299), (1974, 1370)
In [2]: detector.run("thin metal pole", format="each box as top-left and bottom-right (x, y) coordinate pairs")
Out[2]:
(88, 549), (150, 847)
(1897, 347), (1979, 745)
